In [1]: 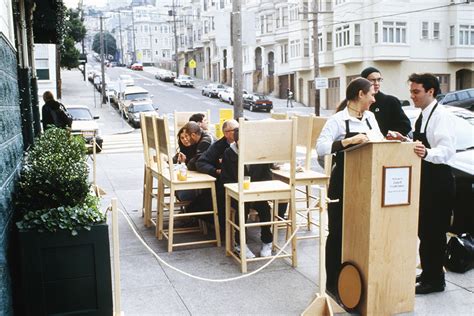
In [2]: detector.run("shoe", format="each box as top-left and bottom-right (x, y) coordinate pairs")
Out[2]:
(233, 244), (256, 259)
(416, 274), (422, 283)
(415, 281), (445, 295)
(260, 242), (272, 257)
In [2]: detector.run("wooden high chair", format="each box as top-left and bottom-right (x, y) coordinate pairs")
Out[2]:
(272, 115), (329, 238)
(224, 117), (298, 273)
(154, 115), (221, 252)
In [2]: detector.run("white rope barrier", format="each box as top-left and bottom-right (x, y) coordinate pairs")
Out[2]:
(112, 206), (300, 283)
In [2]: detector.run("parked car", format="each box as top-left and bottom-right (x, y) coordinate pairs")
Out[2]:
(437, 88), (474, 111)
(105, 82), (119, 105)
(118, 86), (153, 115)
(218, 88), (249, 104)
(124, 101), (157, 128)
(66, 105), (103, 152)
(174, 75), (194, 87)
(202, 83), (227, 98)
(131, 63), (143, 71)
(243, 94), (273, 112)
(155, 70), (175, 82)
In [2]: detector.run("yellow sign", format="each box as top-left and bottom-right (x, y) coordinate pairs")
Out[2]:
(188, 59), (196, 68)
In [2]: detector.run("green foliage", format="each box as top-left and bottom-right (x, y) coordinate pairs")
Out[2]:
(92, 32), (117, 58)
(16, 128), (105, 235)
(60, 9), (86, 69)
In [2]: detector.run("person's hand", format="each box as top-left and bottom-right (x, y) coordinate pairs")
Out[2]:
(386, 130), (408, 142)
(178, 152), (186, 163)
(350, 133), (369, 145)
(414, 142), (427, 158)
(216, 169), (221, 175)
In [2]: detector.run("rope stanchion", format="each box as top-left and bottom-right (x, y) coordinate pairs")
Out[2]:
(109, 206), (300, 283)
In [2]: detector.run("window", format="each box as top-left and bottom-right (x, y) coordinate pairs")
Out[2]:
(281, 44), (288, 63)
(421, 22), (429, 39)
(327, 32), (332, 51)
(459, 25), (474, 45)
(374, 22), (378, 43)
(382, 21), (407, 44)
(433, 22), (440, 39)
(289, 4), (298, 22)
(243, 47), (249, 64)
(266, 14), (273, 33)
(304, 39), (309, 57)
(335, 0), (346, 4)
(335, 24), (350, 47)
(450, 25), (455, 45)
(354, 24), (361, 46)
(318, 32), (323, 52)
(301, 1), (309, 20)
(282, 7), (288, 27)
(260, 15), (265, 34)
(36, 58), (50, 80)
(290, 40), (301, 58)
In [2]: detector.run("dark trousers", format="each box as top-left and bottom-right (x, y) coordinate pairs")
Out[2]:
(231, 199), (273, 244)
(418, 165), (454, 284)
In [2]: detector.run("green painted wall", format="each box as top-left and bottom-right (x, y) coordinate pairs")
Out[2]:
(0, 33), (24, 315)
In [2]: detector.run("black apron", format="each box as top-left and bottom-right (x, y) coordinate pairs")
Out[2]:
(414, 103), (455, 282)
(325, 118), (372, 292)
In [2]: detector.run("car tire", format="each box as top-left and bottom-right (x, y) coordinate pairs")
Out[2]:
(202, 91), (205, 96)
(229, 99), (233, 105)
(250, 105), (254, 112)
(219, 96), (223, 102)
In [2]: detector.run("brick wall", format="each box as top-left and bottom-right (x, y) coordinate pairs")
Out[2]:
(0, 33), (24, 315)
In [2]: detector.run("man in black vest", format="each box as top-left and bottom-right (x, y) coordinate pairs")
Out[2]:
(409, 73), (456, 294)
(361, 67), (411, 136)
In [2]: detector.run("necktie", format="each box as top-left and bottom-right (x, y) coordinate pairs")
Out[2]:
(414, 113), (423, 133)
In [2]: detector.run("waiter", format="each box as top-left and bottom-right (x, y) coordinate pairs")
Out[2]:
(409, 73), (456, 294)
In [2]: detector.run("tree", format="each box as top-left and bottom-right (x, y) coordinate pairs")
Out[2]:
(92, 32), (117, 59)
(60, 9), (86, 69)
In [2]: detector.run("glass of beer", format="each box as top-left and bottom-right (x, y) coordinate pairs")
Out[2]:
(243, 176), (251, 190)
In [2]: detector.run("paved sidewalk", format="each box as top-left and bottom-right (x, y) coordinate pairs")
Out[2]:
(61, 69), (473, 315)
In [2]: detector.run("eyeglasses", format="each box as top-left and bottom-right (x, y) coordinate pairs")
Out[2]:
(369, 78), (383, 83)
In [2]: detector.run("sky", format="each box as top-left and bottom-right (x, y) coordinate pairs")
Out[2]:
(64, 0), (107, 9)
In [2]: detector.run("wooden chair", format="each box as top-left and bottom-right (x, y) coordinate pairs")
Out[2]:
(155, 115), (221, 252)
(224, 117), (298, 273)
(271, 112), (288, 120)
(272, 115), (329, 239)
(140, 113), (160, 227)
(174, 110), (211, 147)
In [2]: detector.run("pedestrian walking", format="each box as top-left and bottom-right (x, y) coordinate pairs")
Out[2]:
(287, 88), (294, 108)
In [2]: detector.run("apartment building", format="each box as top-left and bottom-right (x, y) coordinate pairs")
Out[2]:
(177, 0), (473, 108)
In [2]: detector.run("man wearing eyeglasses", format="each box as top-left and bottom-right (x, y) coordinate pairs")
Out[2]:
(360, 67), (411, 136)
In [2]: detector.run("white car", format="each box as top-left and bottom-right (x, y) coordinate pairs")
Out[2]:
(66, 105), (103, 152)
(218, 88), (249, 104)
(202, 83), (227, 98)
(118, 74), (134, 88)
(174, 75), (194, 87)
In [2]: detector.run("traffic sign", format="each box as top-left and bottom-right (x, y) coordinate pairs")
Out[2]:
(188, 59), (197, 69)
(315, 77), (328, 89)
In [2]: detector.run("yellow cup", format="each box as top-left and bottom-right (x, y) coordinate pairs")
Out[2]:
(243, 176), (251, 190)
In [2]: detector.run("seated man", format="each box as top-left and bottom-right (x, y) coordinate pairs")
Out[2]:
(182, 121), (213, 171)
(195, 119), (239, 227)
(189, 112), (216, 142)
(220, 129), (274, 258)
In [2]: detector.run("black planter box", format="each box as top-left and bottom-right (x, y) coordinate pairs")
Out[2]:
(17, 224), (113, 316)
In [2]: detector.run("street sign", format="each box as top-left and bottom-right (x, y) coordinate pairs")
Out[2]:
(315, 77), (328, 90)
(188, 59), (197, 69)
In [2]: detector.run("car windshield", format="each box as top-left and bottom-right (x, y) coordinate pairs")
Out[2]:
(129, 103), (154, 113)
(255, 95), (268, 100)
(180, 76), (192, 80)
(67, 108), (93, 120)
(126, 93), (149, 100)
(217, 85), (225, 89)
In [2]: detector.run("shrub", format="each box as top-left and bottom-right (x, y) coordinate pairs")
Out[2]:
(16, 127), (105, 234)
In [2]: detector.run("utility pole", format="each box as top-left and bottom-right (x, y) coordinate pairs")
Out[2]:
(131, 7), (137, 64)
(100, 16), (106, 105)
(232, 0), (243, 119)
(117, 10), (124, 66)
(312, 0), (320, 116)
(172, 0), (179, 76)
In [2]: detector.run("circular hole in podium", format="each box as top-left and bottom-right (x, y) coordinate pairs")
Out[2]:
(336, 261), (364, 312)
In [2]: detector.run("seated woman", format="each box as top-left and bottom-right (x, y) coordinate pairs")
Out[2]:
(316, 77), (382, 296)
(173, 127), (196, 165)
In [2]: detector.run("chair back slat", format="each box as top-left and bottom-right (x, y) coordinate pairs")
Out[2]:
(141, 113), (158, 167)
(155, 115), (175, 177)
(271, 112), (288, 120)
(239, 118), (296, 165)
(312, 117), (327, 146)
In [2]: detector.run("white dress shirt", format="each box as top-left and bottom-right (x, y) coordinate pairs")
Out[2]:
(417, 100), (456, 165)
(316, 107), (382, 156)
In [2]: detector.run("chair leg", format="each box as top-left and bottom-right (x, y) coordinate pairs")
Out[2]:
(168, 187), (175, 252)
(156, 180), (165, 239)
(238, 200), (248, 273)
(211, 185), (221, 247)
(306, 185), (311, 231)
(145, 171), (153, 227)
(225, 191), (231, 256)
(273, 200), (279, 247)
(142, 166), (147, 218)
(290, 195), (298, 267)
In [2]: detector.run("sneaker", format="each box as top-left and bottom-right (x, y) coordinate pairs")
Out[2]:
(260, 242), (273, 257)
(234, 244), (256, 259)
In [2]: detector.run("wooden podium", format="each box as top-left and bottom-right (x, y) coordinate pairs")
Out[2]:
(341, 142), (421, 316)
